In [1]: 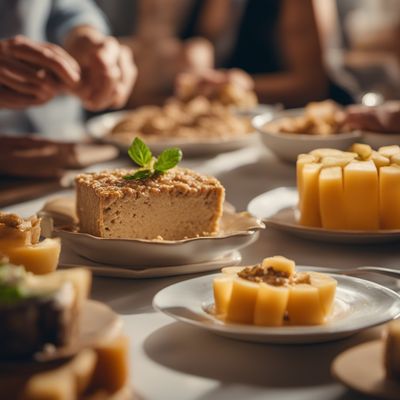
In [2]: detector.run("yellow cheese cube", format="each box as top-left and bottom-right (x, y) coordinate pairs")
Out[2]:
(213, 275), (234, 315)
(1, 238), (61, 275)
(343, 160), (379, 230)
(350, 143), (372, 160)
(261, 256), (295, 277)
(299, 163), (322, 227)
(319, 167), (346, 229)
(254, 284), (289, 326)
(287, 284), (325, 325)
(226, 278), (258, 324)
(379, 145), (400, 159)
(379, 165), (400, 229)
(309, 272), (337, 315)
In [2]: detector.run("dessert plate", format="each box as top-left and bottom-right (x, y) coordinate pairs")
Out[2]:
(253, 110), (361, 163)
(59, 250), (242, 279)
(332, 340), (400, 400)
(247, 187), (400, 244)
(85, 107), (273, 157)
(40, 196), (264, 267)
(1, 300), (121, 365)
(153, 269), (400, 344)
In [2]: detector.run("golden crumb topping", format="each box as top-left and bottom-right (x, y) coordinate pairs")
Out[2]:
(0, 212), (40, 244)
(75, 167), (224, 198)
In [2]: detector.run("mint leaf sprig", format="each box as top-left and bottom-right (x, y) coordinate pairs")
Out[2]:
(123, 137), (183, 180)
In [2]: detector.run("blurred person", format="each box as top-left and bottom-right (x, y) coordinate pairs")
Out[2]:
(0, 0), (137, 137)
(177, 0), (353, 107)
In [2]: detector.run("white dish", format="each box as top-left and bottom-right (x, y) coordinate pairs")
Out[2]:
(253, 109), (362, 163)
(59, 249), (242, 279)
(40, 196), (264, 267)
(332, 340), (400, 400)
(247, 187), (400, 244)
(153, 269), (400, 344)
(86, 107), (274, 157)
(360, 129), (400, 149)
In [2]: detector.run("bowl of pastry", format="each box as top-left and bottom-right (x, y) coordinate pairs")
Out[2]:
(253, 100), (362, 163)
(153, 255), (400, 343)
(248, 143), (400, 243)
(87, 82), (277, 157)
(41, 138), (264, 268)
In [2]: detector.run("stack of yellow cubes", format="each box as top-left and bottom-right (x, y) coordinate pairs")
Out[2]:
(297, 144), (400, 230)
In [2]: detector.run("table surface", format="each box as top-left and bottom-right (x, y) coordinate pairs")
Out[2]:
(4, 140), (400, 400)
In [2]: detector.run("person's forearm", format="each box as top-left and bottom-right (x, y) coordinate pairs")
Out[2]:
(253, 72), (328, 107)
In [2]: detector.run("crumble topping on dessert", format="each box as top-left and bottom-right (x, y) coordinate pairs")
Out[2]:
(0, 212), (40, 244)
(238, 265), (310, 286)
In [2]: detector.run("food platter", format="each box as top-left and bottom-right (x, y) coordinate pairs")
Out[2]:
(153, 269), (400, 344)
(247, 187), (400, 244)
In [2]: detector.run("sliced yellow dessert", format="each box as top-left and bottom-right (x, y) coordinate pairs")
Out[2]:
(0, 212), (60, 274)
(297, 143), (400, 230)
(213, 256), (337, 326)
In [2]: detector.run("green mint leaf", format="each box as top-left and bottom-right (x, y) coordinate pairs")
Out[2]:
(154, 147), (182, 172)
(128, 137), (152, 168)
(123, 169), (153, 180)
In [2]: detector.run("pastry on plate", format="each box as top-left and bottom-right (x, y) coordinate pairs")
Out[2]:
(0, 259), (91, 358)
(213, 256), (337, 326)
(76, 138), (225, 240)
(0, 212), (60, 274)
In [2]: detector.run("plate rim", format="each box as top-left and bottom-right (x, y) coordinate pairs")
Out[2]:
(153, 270), (400, 339)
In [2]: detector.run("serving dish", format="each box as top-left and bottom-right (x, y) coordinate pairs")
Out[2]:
(253, 109), (362, 163)
(86, 106), (274, 157)
(40, 196), (264, 267)
(332, 340), (400, 400)
(153, 269), (400, 344)
(360, 130), (400, 149)
(247, 187), (400, 244)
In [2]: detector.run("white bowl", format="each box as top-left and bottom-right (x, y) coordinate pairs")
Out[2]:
(253, 109), (362, 163)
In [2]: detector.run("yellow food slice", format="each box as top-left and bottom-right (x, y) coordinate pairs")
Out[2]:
(299, 163), (322, 227)
(261, 256), (295, 277)
(378, 145), (400, 159)
(221, 266), (245, 275)
(369, 151), (390, 168)
(213, 275), (234, 315)
(3, 238), (61, 275)
(321, 156), (353, 168)
(308, 272), (337, 315)
(287, 284), (325, 325)
(254, 283), (289, 326)
(343, 160), (379, 230)
(309, 148), (347, 159)
(319, 166), (346, 230)
(379, 165), (400, 229)
(297, 154), (318, 201)
(226, 278), (258, 324)
(350, 143), (372, 160)
(391, 153), (400, 166)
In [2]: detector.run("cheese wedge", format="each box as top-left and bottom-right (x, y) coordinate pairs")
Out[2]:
(319, 166), (346, 229)
(343, 160), (379, 230)
(379, 165), (400, 229)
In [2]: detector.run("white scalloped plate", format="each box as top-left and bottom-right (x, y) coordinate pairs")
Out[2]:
(153, 269), (400, 344)
(40, 196), (264, 267)
(247, 187), (400, 244)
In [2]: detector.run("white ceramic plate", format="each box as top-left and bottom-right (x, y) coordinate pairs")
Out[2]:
(86, 107), (274, 157)
(253, 109), (362, 163)
(247, 187), (400, 244)
(59, 250), (242, 279)
(153, 269), (400, 344)
(332, 340), (400, 400)
(40, 196), (264, 267)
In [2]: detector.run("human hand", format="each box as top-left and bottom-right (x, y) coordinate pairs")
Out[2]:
(0, 35), (80, 109)
(66, 27), (137, 111)
(345, 102), (400, 134)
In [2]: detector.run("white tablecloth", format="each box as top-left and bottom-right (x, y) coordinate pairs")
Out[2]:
(4, 141), (400, 400)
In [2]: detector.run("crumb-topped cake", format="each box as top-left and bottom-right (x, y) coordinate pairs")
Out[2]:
(75, 167), (225, 240)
